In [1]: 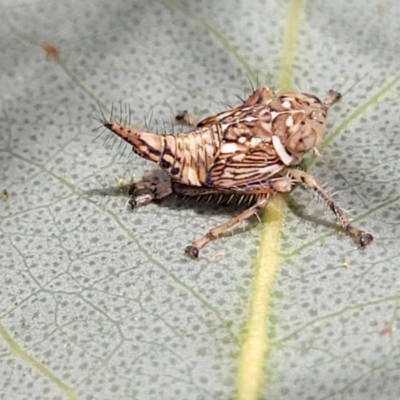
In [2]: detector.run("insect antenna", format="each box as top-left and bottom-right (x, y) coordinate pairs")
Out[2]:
(324, 71), (373, 109)
(339, 71), (372, 99)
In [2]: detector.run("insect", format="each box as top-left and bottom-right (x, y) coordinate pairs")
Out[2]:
(100, 87), (373, 258)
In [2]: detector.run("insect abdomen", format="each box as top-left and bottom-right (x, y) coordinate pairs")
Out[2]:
(103, 122), (220, 187)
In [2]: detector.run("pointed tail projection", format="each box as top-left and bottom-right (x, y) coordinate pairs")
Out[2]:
(102, 121), (220, 188)
(103, 122), (164, 164)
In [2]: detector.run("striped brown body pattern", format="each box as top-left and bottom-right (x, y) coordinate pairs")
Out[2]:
(101, 87), (373, 258)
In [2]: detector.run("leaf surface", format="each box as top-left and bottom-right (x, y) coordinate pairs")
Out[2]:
(0, 1), (399, 399)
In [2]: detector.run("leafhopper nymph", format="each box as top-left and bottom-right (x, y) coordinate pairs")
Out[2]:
(100, 87), (373, 258)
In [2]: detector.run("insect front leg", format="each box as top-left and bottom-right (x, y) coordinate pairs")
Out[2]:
(128, 171), (173, 208)
(288, 169), (373, 247)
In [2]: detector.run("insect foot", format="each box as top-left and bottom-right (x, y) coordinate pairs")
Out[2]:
(359, 232), (374, 248)
(100, 87), (373, 257)
(185, 245), (199, 259)
(345, 226), (374, 248)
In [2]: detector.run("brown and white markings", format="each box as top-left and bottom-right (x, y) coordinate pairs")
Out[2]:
(100, 87), (373, 258)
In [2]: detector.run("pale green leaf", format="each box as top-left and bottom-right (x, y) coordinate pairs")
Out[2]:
(1, 1), (399, 399)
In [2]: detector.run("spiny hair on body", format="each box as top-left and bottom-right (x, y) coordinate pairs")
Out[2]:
(92, 101), (192, 160)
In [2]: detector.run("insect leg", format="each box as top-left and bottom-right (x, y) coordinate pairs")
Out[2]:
(185, 196), (269, 259)
(242, 87), (275, 106)
(175, 110), (197, 126)
(288, 169), (373, 247)
(129, 175), (173, 208)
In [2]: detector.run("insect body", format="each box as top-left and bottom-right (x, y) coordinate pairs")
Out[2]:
(101, 87), (373, 258)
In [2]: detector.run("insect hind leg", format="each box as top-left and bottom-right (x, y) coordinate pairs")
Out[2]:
(289, 169), (373, 247)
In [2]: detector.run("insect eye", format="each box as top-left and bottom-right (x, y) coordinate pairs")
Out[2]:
(294, 127), (317, 153)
